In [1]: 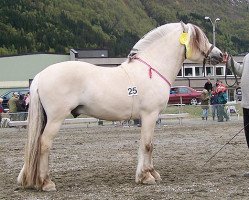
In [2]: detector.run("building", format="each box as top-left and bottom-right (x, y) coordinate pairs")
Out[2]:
(0, 53), (70, 94)
(0, 49), (244, 101)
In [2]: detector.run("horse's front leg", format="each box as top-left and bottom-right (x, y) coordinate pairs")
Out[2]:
(135, 112), (162, 184)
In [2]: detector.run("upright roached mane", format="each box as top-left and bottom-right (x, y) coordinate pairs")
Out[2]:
(17, 22), (223, 191)
(189, 25), (210, 55)
(131, 24), (178, 53)
(130, 23), (209, 56)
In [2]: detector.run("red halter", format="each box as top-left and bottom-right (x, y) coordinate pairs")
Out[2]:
(132, 56), (172, 87)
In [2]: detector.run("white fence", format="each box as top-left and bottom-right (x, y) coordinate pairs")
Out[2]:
(1, 112), (189, 128)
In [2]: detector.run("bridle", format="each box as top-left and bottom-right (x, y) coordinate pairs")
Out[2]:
(180, 22), (215, 62)
(202, 44), (215, 77)
(203, 44), (215, 59)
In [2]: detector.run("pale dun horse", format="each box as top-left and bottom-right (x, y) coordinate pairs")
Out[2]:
(17, 22), (223, 191)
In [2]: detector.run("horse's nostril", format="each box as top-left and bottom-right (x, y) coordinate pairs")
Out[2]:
(220, 53), (223, 58)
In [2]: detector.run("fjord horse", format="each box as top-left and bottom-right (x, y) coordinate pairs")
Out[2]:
(18, 22), (223, 191)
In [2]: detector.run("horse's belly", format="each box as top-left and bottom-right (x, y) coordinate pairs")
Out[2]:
(83, 103), (132, 121)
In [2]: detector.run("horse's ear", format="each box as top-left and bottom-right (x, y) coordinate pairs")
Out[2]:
(180, 21), (189, 33)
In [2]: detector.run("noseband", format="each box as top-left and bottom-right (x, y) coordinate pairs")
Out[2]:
(203, 44), (214, 59)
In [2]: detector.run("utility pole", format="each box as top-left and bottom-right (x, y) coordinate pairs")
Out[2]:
(205, 16), (220, 82)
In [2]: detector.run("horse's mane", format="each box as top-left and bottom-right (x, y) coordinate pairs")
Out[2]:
(188, 23), (209, 54)
(130, 23), (180, 54)
(129, 22), (209, 56)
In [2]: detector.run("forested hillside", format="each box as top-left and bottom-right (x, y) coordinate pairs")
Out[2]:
(0, 0), (248, 57)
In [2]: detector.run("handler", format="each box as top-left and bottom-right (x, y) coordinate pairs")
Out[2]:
(224, 53), (249, 155)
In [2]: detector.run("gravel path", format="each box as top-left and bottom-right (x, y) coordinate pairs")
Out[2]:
(1, 116), (249, 199)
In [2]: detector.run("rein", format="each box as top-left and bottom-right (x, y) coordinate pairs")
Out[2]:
(132, 56), (172, 87)
(225, 54), (239, 87)
(203, 122), (249, 166)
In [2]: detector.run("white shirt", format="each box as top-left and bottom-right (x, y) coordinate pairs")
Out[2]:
(233, 54), (249, 109)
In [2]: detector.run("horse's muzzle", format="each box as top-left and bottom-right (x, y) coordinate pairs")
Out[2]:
(207, 53), (223, 65)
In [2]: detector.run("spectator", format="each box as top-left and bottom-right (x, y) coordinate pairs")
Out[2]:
(204, 78), (213, 94)
(210, 88), (218, 120)
(16, 94), (27, 121)
(24, 92), (30, 111)
(215, 80), (226, 93)
(8, 92), (19, 121)
(216, 82), (229, 122)
(200, 89), (210, 120)
(0, 97), (4, 123)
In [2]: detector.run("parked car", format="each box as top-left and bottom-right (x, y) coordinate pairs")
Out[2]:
(168, 86), (202, 105)
(0, 88), (29, 110)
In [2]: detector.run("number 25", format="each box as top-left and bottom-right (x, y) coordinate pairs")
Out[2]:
(128, 87), (138, 96)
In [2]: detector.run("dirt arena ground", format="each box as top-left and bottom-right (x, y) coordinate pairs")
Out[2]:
(1, 117), (249, 200)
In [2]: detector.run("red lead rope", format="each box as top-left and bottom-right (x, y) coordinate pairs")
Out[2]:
(133, 56), (172, 87)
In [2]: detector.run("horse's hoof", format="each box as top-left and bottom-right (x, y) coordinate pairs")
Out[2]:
(42, 179), (56, 192)
(151, 170), (162, 182)
(142, 172), (156, 185)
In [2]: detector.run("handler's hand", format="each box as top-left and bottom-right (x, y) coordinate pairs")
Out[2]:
(222, 52), (229, 63)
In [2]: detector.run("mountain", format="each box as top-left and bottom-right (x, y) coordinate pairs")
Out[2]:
(0, 0), (248, 57)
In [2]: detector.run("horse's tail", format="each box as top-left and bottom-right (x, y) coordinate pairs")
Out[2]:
(18, 75), (47, 189)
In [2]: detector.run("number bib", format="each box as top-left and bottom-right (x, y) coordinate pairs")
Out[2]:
(128, 86), (138, 96)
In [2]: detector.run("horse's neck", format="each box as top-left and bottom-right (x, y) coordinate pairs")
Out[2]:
(140, 31), (185, 84)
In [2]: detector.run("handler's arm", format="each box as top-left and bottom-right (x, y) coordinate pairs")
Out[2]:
(229, 56), (244, 77)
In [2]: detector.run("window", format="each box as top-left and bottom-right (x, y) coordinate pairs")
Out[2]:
(195, 67), (203, 76)
(205, 66), (214, 76)
(177, 68), (183, 77)
(216, 66), (225, 76)
(178, 87), (190, 94)
(225, 68), (233, 76)
(184, 67), (193, 77)
(170, 88), (178, 94)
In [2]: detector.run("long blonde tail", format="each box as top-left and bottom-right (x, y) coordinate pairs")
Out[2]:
(18, 76), (46, 189)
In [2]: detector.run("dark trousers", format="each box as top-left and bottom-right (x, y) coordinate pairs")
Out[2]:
(217, 104), (229, 121)
(243, 108), (249, 148)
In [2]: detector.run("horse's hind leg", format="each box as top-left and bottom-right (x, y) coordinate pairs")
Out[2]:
(39, 119), (64, 191)
(135, 112), (161, 184)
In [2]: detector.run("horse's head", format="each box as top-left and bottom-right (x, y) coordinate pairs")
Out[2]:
(181, 22), (223, 65)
